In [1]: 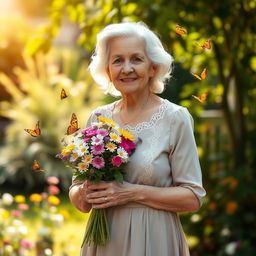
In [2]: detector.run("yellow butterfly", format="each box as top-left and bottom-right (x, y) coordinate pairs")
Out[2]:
(192, 92), (208, 103)
(66, 113), (79, 135)
(175, 24), (187, 36)
(24, 121), (41, 137)
(32, 160), (44, 172)
(196, 39), (212, 49)
(60, 88), (68, 100)
(192, 68), (207, 80)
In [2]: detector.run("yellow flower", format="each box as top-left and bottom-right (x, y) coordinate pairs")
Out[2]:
(61, 144), (75, 156)
(98, 116), (115, 124)
(118, 128), (135, 141)
(0, 208), (9, 220)
(106, 142), (117, 152)
(59, 209), (71, 219)
(109, 132), (121, 143)
(48, 195), (60, 206)
(14, 195), (26, 203)
(29, 193), (42, 202)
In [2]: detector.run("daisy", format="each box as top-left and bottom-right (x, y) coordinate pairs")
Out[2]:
(74, 144), (89, 157)
(92, 156), (105, 169)
(70, 153), (79, 162)
(83, 154), (93, 164)
(118, 128), (135, 141)
(96, 128), (108, 137)
(78, 161), (88, 172)
(91, 135), (104, 145)
(61, 144), (75, 156)
(106, 142), (117, 152)
(117, 147), (128, 160)
(109, 132), (121, 143)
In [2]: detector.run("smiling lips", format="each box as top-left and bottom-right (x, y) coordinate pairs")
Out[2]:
(120, 78), (137, 82)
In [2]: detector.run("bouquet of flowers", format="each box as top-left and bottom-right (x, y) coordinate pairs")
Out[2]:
(56, 114), (138, 245)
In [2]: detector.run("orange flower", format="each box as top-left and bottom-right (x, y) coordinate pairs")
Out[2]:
(47, 195), (60, 205)
(226, 201), (238, 215)
(208, 202), (217, 211)
(29, 193), (43, 202)
(222, 176), (238, 189)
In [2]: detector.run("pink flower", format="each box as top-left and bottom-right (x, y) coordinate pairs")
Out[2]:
(119, 138), (136, 155)
(97, 128), (108, 137)
(112, 156), (123, 167)
(48, 185), (60, 195)
(92, 144), (105, 155)
(47, 176), (59, 185)
(92, 156), (105, 169)
(18, 203), (29, 211)
(84, 137), (91, 143)
(20, 239), (33, 249)
(81, 126), (97, 137)
(11, 210), (21, 218)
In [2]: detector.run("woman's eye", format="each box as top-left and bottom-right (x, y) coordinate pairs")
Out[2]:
(133, 57), (142, 62)
(112, 58), (122, 64)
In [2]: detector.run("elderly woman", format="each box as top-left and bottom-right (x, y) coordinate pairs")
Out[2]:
(69, 22), (206, 256)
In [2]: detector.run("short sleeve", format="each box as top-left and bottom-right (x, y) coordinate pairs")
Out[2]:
(169, 107), (206, 205)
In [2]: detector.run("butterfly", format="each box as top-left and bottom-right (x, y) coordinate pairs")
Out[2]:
(192, 92), (208, 103)
(32, 160), (44, 172)
(192, 68), (207, 80)
(24, 121), (41, 137)
(175, 24), (187, 36)
(66, 113), (79, 135)
(196, 39), (212, 49)
(60, 88), (68, 100)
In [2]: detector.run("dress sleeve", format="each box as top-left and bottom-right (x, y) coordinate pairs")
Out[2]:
(169, 107), (206, 205)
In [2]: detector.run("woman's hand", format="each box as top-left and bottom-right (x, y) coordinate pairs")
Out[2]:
(86, 181), (135, 209)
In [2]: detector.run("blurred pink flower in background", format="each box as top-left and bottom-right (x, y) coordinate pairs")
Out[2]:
(47, 176), (59, 185)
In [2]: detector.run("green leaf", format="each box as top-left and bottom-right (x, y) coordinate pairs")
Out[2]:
(114, 171), (124, 184)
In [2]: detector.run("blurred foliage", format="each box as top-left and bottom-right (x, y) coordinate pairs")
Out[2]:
(0, 14), (32, 101)
(0, 50), (103, 191)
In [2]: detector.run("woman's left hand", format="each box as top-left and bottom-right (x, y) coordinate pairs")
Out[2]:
(86, 181), (134, 209)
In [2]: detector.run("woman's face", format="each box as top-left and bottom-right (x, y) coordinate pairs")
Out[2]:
(106, 36), (155, 95)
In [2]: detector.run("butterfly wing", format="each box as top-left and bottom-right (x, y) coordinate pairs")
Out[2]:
(32, 160), (44, 172)
(200, 68), (207, 80)
(24, 121), (41, 137)
(192, 92), (208, 103)
(193, 73), (202, 80)
(202, 39), (211, 49)
(66, 113), (79, 135)
(175, 24), (187, 36)
(60, 88), (68, 100)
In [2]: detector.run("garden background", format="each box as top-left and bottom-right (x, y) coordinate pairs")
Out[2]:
(0, 0), (255, 255)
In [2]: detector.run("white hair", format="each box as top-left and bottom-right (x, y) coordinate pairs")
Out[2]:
(88, 21), (174, 96)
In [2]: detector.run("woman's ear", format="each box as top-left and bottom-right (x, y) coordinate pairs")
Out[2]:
(106, 67), (111, 81)
(149, 64), (157, 78)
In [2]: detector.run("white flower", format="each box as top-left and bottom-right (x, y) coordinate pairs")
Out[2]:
(117, 147), (128, 160)
(38, 226), (51, 236)
(18, 225), (28, 235)
(91, 135), (104, 145)
(50, 213), (64, 227)
(4, 245), (13, 253)
(225, 242), (239, 255)
(2, 193), (13, 205)
(70, 153), (79, 162)
(6, 226), (16, 236)
(73, 144), (89, 157)
(78, 161), (89, 172)
(44, 248), (53, 256)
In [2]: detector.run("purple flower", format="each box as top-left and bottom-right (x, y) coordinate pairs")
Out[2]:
(97, 128), (108, 137)
(95, 112), (102, 116)
(92, 144), (105, 155)
(81, 126), (97, 137)
(92, 156), (105, 169)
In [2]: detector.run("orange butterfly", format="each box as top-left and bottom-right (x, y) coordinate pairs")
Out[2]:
(196, 39), (212, 49)
(192, 92), (208, 103)
(60, 88), (68, 100)
(24, 121), (41, 137)
(192, 68), (207, 80)
(66, 113), (79, 135)
(175, 24), (187, 36)
(32, 160), (44, 172)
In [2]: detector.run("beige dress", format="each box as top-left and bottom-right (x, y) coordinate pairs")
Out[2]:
(79, 99), (206, 256)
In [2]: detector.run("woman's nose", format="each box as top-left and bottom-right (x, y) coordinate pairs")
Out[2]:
(122, 61), (134, 73)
